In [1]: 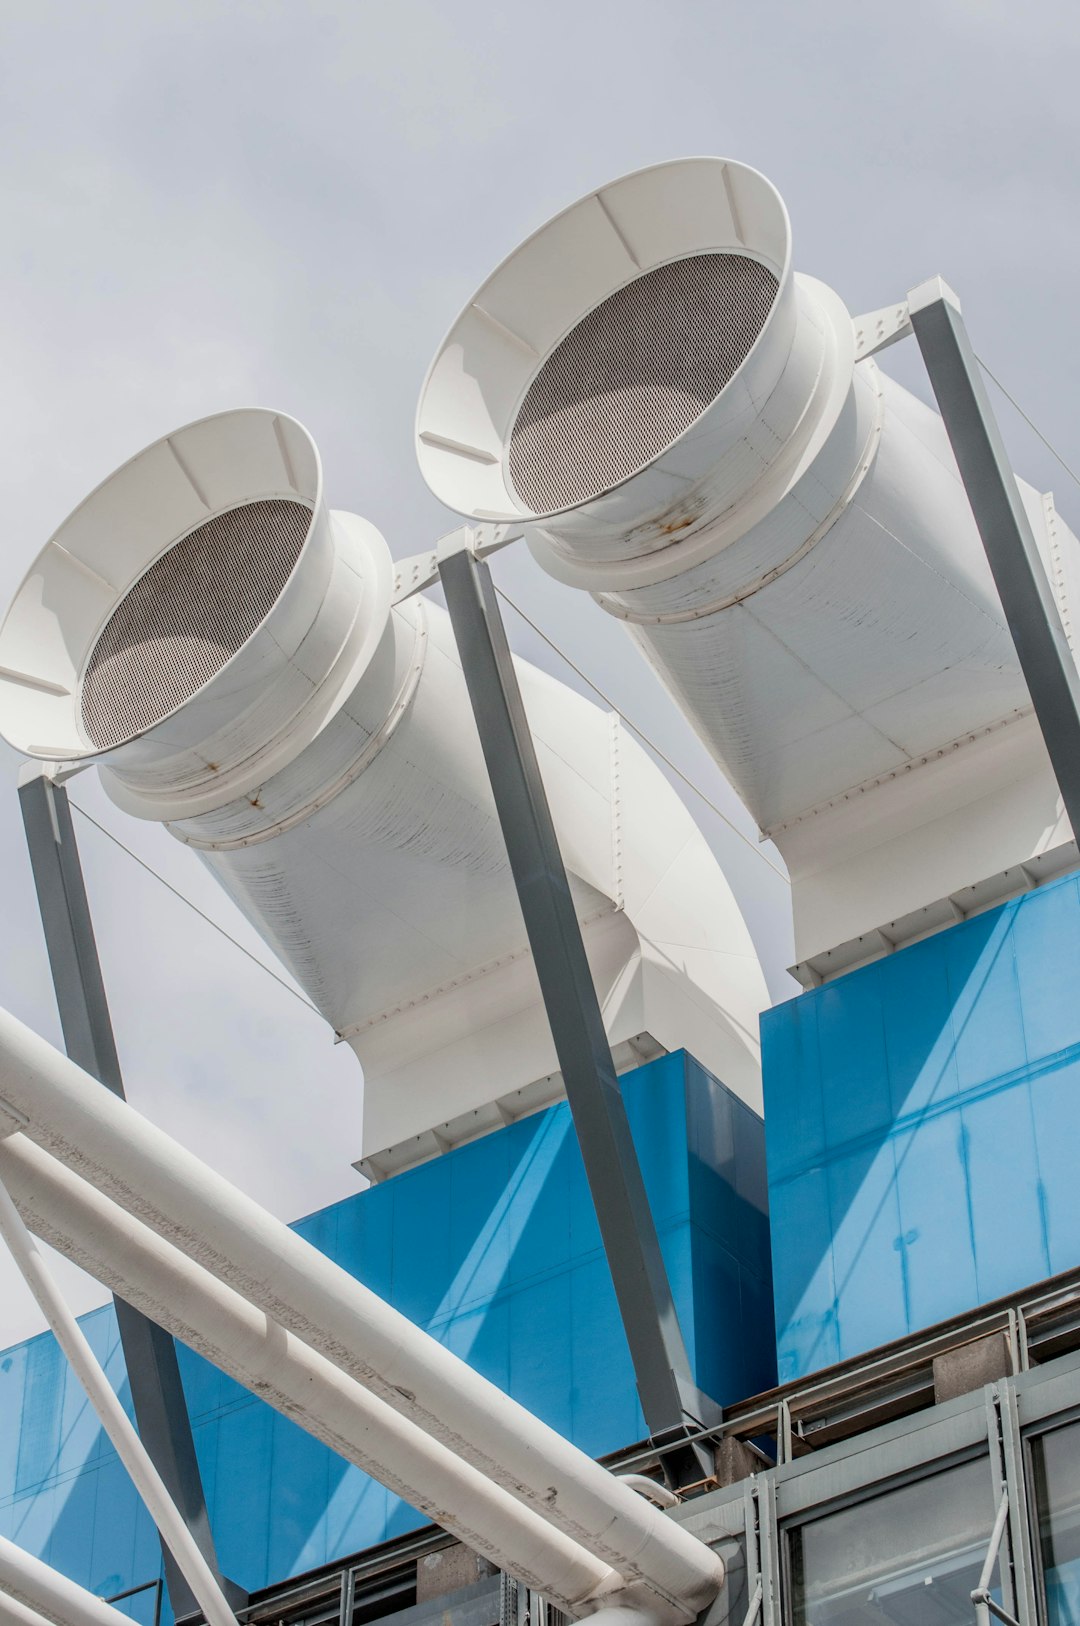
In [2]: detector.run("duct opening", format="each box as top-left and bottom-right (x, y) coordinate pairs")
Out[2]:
(80, 497), (313, 750)
(507, 252), (779, 514)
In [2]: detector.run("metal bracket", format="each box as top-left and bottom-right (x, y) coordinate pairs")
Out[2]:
(392, 524), (523, 606)
(906, 278), (1080, 839)
(18, 768), (244, 1618)
(851, 300), (913, 360)
(436, 547), (720, 1484)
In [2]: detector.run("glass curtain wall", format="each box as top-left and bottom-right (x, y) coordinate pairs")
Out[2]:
(788, 1457), (999, 1626)
(1031, 1420), (1080, 1626)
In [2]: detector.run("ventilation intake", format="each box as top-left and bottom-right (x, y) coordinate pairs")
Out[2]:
(508, 253), (779, 514)
(80, 497), (312, 750)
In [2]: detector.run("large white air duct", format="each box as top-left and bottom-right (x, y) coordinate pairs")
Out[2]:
(0, 409), (766, 1170)
(417, 157), (1080, 978)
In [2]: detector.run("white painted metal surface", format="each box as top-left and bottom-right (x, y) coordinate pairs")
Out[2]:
(0, 409), (766, 1166)
(0, 1536), (137, 1626)
(417, 157), (1080, 967)
(0, 1009), (724, 1621)
(0, 1177), (239, 1626)
(0, 1136), (630, 1620)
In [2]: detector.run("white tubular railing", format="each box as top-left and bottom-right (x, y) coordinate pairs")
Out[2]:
(0, 1135), (623, 1620)
(0, 1537), (137, 1626)
(0, 1175), (238, 1626)
(0, 1011), (723, 1616)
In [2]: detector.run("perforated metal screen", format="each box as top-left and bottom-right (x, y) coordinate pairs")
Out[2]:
(508, 252), (779, 514)
(80, 497), (312, 750)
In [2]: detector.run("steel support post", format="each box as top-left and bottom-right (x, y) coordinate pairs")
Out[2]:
(909, 282), (1080, 836)
(438, 546), (718, 1484)
(18, 769), (244, 1618)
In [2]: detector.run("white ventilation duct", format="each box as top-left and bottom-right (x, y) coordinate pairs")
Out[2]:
(417, 157), (1080, 978)
(0, 409), (766, 1171)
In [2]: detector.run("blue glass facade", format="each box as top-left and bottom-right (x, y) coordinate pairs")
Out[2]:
(0, 1050), (773, 1610)
(763, 870), (1080, 1383)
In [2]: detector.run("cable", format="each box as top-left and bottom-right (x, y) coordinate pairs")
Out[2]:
(67, 799), (323, 1019)
(975, 354), (1080, 498)
(493, 584), (790, 884)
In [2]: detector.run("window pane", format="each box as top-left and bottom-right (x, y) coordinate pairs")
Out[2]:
(790, 1456), (998, 1626)
(1032, 1419), (1080, 1626)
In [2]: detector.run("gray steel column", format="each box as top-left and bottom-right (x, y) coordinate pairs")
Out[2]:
(438, 545), (718, 1483)
(909, 281), (1080, 836)
(18, 769), (244, 1619)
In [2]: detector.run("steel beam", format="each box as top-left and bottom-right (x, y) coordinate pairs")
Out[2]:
(437, 546), (717, 1483)
(909, 280), (1080, 837)
(18, 769), (243, 1619)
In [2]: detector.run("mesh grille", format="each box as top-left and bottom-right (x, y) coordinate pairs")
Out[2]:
(80, 497), (312, 750)
(508, 252), (779, 514)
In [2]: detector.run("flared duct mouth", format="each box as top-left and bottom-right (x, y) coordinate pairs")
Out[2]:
(416, 158), (791, 526)
(0, 410), (321, 761)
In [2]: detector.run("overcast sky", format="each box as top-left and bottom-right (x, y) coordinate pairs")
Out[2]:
(1, 0), (1078, 1345)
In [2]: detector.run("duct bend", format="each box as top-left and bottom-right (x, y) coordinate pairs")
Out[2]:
(417, 157), (1080, 971)
(0, 409), (766, 1172)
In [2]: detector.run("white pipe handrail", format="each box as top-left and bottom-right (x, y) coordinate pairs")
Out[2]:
(0, 1175), (238, 1626)
(0, 1537), (137, 1626)
(0, 1009), (722, 1618)
(0, 1133), (640, 1620)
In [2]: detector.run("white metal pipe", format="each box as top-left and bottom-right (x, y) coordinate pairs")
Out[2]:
(0, 1134), (626, 1621)
(0, 1032), (723, 1618)
(0, 1175), (238, 1626)
(0, 1591), (82, 1626)
(0, 1537), (137, 1626)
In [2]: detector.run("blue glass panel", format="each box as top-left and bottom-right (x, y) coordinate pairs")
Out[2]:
(210, 1400), (272, 1589)
(1030, 1053), (1080, 1275)
(770, 1167), (839, 1382)
(569, 1256), (641, 1454)
(962, 1083), (1049, 1302)
(1013, 874), (1080, 1060)
(88, 1459), (138, 1599)
(947, 910), (1027, 1093)
(826, 1140), (904, 1362)
(507, 1272), (573, 1438)
(816, 966), (890, 1148)
(266, 1411), (330, 1579)
(879, 929), (958, 1120)
(891, 1111), (977, 1331)
(761, 994), (824, 1178)
(766, 873), (1080, 1379)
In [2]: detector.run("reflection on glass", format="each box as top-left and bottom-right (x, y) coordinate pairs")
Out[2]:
(790, 1457), (998, 1626)
(1032, 1419), (1080, 1626)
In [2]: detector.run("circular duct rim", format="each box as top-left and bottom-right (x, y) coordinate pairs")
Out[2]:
(0, 409), (323, 761)
(415, 156), (792, 526)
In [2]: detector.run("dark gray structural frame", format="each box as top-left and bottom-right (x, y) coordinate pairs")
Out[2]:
(908, 278), (1080, 837)
(438, 545), (718, 1485)
(19, 769), (244, 1620)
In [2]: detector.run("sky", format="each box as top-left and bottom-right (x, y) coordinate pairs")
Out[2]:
(0, 0), (1079, 1345)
